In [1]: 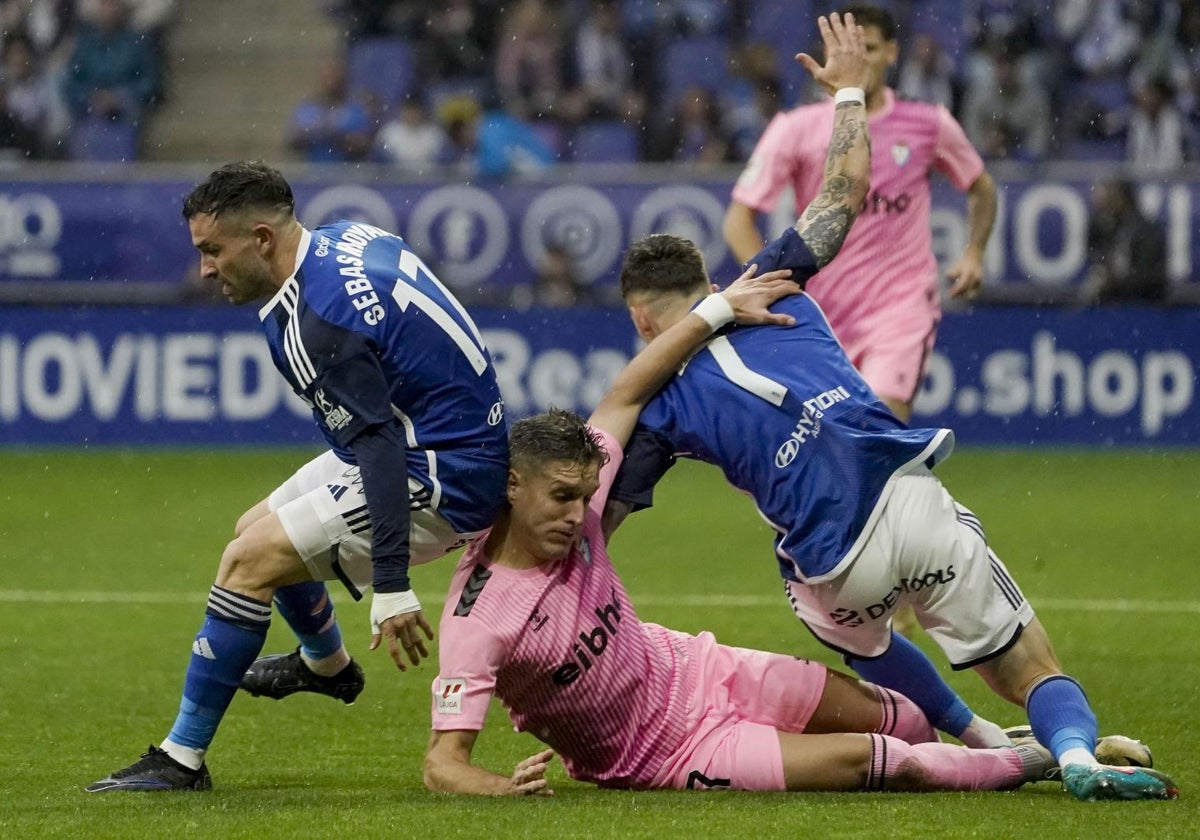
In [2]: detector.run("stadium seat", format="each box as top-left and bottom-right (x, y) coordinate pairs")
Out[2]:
(661, 37), (733, 108)
(530, 120), (567, 159)
(67, 117), (140, 162)
(569, 120), (641, 163)
(346, 36), (415, 117)
(1076, 76), (1131, 116)
(1060, 135), (1126, 162)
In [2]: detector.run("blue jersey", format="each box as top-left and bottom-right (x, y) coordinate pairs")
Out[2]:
(258, 221), (508, 589)
(612, 229), (953, 583)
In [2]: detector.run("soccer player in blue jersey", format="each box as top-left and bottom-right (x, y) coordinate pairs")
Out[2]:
(87, 161), (509, 792)
(604, 74), (1175, 804)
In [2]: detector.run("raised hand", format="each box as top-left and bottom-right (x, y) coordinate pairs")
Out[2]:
(795, 12), (870, 95)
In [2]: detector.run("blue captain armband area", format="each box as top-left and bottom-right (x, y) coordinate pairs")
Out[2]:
(743, 227), (818, 282)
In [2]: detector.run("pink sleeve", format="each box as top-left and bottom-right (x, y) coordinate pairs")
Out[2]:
(933, 105), (985, 190)
(589, 426), (624, 517)
(430, 618), (506, 731)
(730, 112), (801, 211)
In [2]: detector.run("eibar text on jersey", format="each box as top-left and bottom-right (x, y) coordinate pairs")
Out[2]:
(551, 588), (623, 687)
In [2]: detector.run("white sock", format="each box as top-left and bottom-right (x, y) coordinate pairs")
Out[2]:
(301, 648), (351, 677)
(160, 739), (205, 771)
(1059, 747), (1099, 769)
(958, 715), (1012, 749)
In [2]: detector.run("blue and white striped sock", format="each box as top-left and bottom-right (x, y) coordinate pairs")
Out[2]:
(163, 585), (271, 768)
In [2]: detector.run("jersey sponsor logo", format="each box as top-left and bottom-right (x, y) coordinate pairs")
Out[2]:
(487, 400), (504, 427)
(529, 607), (549, 631)
(314, 235), (331, 257)
(775, 386), (850, 466)
(775, 438), (801, 468)
(551, 588), (622, 687)
(435, 678), (466, 714)
(864, 190), (913, 215)
(891, 142), (911, 167)
(829, 566), (958, 625)
(327, 483), (349, 501)
(314, 388), (353, 431)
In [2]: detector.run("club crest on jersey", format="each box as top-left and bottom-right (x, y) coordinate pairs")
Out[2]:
(577, 536), (592, 565)
(891, 142), (911, 167)
(436, 678), (466, 714)
(314, 388), (353, 431)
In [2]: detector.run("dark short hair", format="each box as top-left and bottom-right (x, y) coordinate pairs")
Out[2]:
(509, 409), (609, 474)
(838, 4), (896, 40)
(182, 160), (295, 221)
(619, 233), (708, 300)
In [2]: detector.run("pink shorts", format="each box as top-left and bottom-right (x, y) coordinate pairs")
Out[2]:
(841, 314), (938, 406)
(650, 631), (828, 791)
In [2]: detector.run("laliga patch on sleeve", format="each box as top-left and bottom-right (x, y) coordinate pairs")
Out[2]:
(436, 677), (466, 714)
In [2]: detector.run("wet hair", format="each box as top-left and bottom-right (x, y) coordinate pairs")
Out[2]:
(618, 233), (708, 300)
(838, 4), (896, 41)
(509, 409), (609, 474)
(182, 160), (295, 221)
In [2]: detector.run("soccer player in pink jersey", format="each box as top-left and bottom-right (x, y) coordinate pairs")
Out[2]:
(424, 404), (1071, 795)
(723, 4), (997, 424)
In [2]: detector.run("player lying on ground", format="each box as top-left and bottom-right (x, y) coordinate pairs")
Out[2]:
(425, 402), (1059, 795)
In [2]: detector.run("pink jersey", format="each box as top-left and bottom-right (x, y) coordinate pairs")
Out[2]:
(431, 428), (695, 788)
(732, 88), (984, 347)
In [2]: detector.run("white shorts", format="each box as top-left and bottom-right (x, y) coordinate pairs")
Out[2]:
(268, 450), (481, 596)
(786, 468), (1035, 669)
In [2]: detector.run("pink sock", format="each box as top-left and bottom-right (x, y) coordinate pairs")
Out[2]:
(866, 734), (1026, 792)
(872, 685), (939, 744)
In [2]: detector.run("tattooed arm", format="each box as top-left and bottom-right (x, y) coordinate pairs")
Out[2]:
(795, 101), (870, 266)
(792, 13), (872, 267)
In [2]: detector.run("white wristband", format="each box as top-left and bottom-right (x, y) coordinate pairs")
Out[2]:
(834, 87), (866, 106)
(370, 589), (422, 634)
(692, 293), (735, 331)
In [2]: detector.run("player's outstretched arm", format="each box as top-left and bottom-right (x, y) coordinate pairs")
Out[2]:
(793, 13), (872, 267)
(589, 265), (798, 447)
(425, 730), (556, 796)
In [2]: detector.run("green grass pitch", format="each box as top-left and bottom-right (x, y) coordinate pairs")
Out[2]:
(1, 447), (1197, 838)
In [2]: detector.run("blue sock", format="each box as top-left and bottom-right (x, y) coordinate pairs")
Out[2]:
(1027, 675), (1097, 762)
(273, 581), (345, 661)
(847, 632), (975, 737)
(167, 585), (271, 751)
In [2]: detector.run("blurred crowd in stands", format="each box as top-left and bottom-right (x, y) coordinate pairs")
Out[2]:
(0, 0), (171, 161)
(3, 0), (1200, 171)
(292, 0), (1200, 174)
